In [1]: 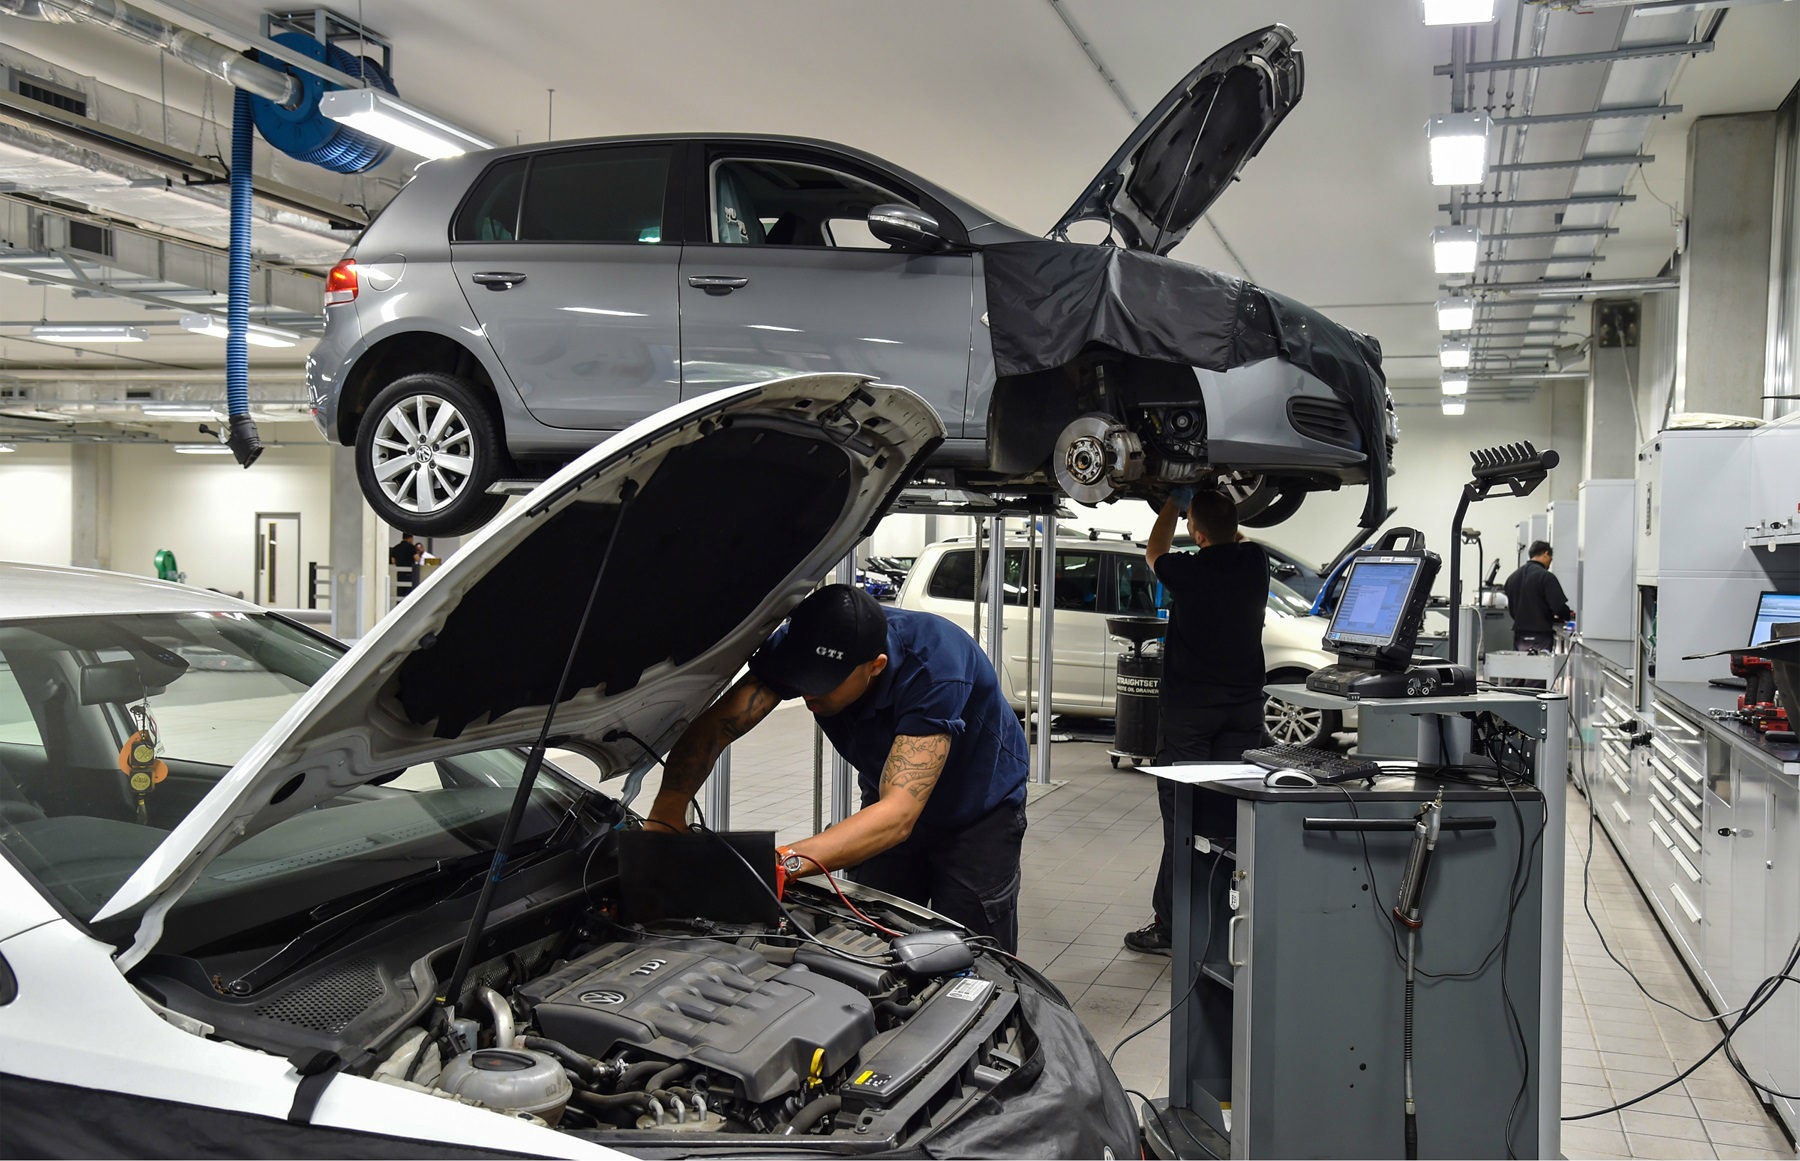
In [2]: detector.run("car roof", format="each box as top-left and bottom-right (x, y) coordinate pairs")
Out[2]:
(0, 561), (263, 621)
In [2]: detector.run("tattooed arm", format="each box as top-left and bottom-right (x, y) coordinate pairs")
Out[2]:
(645, 674), (781, 832)
(783, 733), (951, 876)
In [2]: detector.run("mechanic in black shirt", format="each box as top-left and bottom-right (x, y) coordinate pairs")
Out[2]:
(389, 532), (422, 597)
(1502, 539), (1573, 652)
(1124, 489), (1267, 956)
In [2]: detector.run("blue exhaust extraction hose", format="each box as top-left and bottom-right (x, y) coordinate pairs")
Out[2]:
(226, 85), (263, 468)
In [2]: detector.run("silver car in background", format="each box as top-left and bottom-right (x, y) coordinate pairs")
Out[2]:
(309, 26), (1392, 535)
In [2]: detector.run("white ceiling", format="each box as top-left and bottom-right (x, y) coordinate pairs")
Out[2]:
(2, 0), (1797, 399)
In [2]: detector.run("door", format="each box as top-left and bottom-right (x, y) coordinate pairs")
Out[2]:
(449, 144), (682, 430)
(253, 513), (300, 608)
(677, 148), (976, 434)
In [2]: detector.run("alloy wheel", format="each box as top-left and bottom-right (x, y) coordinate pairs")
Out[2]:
(370, 393), (476, 515)
(1264, 692), (1325, 746)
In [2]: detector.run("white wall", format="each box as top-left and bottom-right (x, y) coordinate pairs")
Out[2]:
(0, 445), (73, 566)
(109, 443), (334, 601)
(1048, 395), (1562, 597)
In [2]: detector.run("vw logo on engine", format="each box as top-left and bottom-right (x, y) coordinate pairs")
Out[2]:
(578, 989), (627, 1006)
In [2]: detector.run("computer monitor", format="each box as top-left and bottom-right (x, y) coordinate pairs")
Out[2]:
(1324, 555), (1434, 659)
(1749, 591), (1800, 647)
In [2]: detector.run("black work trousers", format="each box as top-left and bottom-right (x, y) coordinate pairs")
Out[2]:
(851, 799), (1026, 953)
(1151, 695), (1264, 925)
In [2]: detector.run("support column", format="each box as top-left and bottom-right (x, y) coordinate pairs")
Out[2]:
(1585, 299), (1641, 480)
(328, 446), (365, 639)
(69, 443), (111, 570)
(1548, 379), (1584, 497)
(1676, 111), (1779, 418)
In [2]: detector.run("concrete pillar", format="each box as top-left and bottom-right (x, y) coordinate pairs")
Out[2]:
(1585, 300), (1640, 481)
(328, 446), (365, 639)
(1675, 111), (1778, 418)
(1548, 379), (1584, 498)
(69, 443), (111, 570)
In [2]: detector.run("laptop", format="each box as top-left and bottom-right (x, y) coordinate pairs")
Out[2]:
(1710, 592), (1800, 689)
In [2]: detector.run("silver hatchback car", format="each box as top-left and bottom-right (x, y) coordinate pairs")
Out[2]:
(308, 25), (1394, 535)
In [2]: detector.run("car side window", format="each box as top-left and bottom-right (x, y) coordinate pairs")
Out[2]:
(0, 659), (43, 748)
(518, 146), (672, 244)
(452, 157), (527, 241)
(1052, 552), (1101, 612)
(710, 157), (915, 248)
(1111, 556), (1162, 616)
(926, 549), (976, 601)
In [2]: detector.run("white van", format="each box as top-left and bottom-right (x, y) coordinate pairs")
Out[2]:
(894, 532), (1353, 748)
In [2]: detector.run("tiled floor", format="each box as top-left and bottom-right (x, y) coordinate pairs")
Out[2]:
(632, 704), (1795, 1159)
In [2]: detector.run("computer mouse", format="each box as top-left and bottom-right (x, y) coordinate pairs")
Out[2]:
(1264, 768), (1319, 789)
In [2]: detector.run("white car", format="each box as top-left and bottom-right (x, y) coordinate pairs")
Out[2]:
(0, 376), (1137, 1159)
(896, 533), (1354, 748)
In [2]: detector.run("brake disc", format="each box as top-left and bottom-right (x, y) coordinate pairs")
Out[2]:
(1053, 414), (1144, 505)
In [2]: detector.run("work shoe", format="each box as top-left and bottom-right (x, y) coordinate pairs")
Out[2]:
(1122, 918), (1171, 956)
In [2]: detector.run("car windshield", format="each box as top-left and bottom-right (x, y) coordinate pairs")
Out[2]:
(1268, 579), (1317, 619)
(0, 611), (579, 935)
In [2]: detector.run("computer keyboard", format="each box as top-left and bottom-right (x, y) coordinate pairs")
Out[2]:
(1241, 743), (1382, 784)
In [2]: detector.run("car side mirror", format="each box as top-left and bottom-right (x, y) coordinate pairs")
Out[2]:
(1273, 563), (1299, 578)
(868, 204), (949, 251)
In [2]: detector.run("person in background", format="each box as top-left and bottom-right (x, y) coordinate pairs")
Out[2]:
(390, 531), (423, 597)
(1502, 539), (1573, 653)
(1124, 488), (1268, 956)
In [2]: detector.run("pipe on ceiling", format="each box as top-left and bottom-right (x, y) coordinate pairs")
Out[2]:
(0, 0), (299, 106)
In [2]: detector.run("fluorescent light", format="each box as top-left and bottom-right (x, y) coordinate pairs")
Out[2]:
(172, 443), (233, 455)
(1436, 297), (1476, 331)
(1442, 398), (1467, 416)
(1439, 339), (1472, 370)
(0, 443), (14, 453)
(31, 324), (147, 343)
(1426, 113), (1491, 185)
(179, 314), (298, 349)
(1441, 375), (1469, 396)
(1422, 0), (1497, 23)
(1432, 225), (1480, 274)
(317, 88), (495, 159)
(142, 403), (220, 421)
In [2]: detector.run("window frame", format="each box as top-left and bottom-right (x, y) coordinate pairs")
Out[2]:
(447, 141), (686, 247)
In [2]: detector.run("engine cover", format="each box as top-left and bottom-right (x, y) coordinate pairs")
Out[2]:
(519, 939), (876, 1103)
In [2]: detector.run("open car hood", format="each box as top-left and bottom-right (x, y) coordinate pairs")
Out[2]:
(98, 375), (943, 950)
(1049, 24), (1301, 255)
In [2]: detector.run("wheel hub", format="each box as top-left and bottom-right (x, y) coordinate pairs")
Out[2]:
(1052, 414), (1144, 505)
(371, 393), (475, 515)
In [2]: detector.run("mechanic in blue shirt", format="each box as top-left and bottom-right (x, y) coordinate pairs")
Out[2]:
(647, 584), (1029, 951)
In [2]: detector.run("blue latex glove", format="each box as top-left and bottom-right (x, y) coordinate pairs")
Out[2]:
(1169, 483), (1199, 512)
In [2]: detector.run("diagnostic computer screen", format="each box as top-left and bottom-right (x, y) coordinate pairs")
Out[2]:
(1327, 558), (1424, 647)
(1750, 592), (1800, 646)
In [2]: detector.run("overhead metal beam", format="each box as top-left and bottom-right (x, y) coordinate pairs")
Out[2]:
(1493, 104), (1681, 127)
(1488, 154), (1653, 174)
(1482, 254), (1607, 266)
(1442, 193), (1635, 212)
(1484, 227), (1620, 241)
(1466, 276), (1681, 296)
(1468, 371), (1588, 382)
(1434, 40), (1710, 76)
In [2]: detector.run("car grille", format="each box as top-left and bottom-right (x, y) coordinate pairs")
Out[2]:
(1287, 398), (1361, 450)
(254, 960), (384, 1033)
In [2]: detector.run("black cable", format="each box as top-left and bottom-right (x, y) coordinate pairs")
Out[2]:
(438, 481), (638, 1014)
(1106, 851), (1226, 1066)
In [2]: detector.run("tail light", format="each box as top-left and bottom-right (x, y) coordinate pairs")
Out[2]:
(325, 259), (359, 307)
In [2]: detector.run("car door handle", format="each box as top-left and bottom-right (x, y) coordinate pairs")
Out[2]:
(687, 275), (748, 294)
(470, 271), (527, 290)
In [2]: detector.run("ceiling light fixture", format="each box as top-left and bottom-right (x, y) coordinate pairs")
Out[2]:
(1421, 0), (1497, 24)
(1441, 376), (1469, 396)
(1426, 113), (1492, 185)
(0, 443), (15, 453)
(30, 324), (147, 343)
(1442, 398), (1468, 416)
(317, 88), (495, 159)
(1436, 296), (1477, 331)
(179, 314), (299, 349)
(1432, 225), (1480, 274)
(141, 403), (221, 421)
(1439, 339), (1473, 370)
(172, 443), (234, 455)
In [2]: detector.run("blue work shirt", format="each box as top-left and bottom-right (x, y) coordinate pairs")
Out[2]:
(753, 608), (1028, 837)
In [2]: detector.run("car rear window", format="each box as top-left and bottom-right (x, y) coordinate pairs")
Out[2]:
(926, 549), (976, 601)
(518, 145), (671, 244)
(454, 157), (527, 241)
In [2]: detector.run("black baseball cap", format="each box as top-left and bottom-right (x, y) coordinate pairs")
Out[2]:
(749, 584), (890, 699)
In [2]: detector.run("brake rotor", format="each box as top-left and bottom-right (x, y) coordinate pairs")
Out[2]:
(1053, 414), (1144, 505)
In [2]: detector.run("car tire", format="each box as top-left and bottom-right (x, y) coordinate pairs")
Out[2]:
(1239, 486), (1307, 529)
(356, 372), (508, 536)
(1263, 670), (1341, 748)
